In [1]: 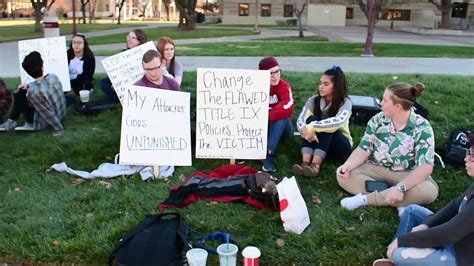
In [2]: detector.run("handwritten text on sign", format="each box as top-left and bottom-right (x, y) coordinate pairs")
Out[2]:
(18, 36), (71, 92)
(101, 41), (156, 104)
(196, 68), (270, 159)
(119, 85), (191, 166)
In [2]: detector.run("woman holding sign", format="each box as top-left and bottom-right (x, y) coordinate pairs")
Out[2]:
(157, 37), (183, 85)
(67, 33), (96, 95)
(258, 57), (295, 173)
(293, 66), (352, 178)
(100, 29), (148, 103)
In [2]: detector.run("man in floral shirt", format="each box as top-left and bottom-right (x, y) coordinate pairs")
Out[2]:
(336, 82), (438, 211)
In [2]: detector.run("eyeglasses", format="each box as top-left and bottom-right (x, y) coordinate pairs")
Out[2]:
(467, 149), (474, 162)
(144, 66), (161, 72)
(127, 36), (137, 40)
(72, 41), (84, 45)
(270, 69), (281, 76)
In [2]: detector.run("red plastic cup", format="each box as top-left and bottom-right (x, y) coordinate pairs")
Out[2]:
(242, 246), (261, 266)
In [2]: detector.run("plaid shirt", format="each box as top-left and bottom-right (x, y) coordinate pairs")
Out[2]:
(26, 74), (66, 131)
(0, 85), (12, 118)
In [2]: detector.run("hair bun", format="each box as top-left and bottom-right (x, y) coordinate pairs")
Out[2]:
(413, 82), (425, 97)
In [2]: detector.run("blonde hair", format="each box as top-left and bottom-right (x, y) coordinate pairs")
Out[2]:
(387, 82), (425, 111)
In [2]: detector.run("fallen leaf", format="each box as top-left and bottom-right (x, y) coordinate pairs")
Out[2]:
(178, 174), (186, 182)
(345, 226), (356, 231)
(52, 240), (60, 246)
(336, 191), (344, 198)
(71, 178), (86, 185)
(312, 194), (322, 205)
(276, 238), (285, 247)
(210, 201), (218, 205)
(98, 181), (112, 189)
(14, 187), (21, 192)
(105, 156), (112, 160)
(86, 213), (94, 218)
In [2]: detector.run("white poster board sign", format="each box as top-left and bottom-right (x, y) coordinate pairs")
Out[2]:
(18, 36), (71, 92)
(101, 41), (156, 104)
(196, 68), (270, 159)
(119, 85), (191, 166)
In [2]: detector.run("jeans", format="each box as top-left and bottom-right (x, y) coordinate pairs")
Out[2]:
(392, 204), (457, 266)
(10, 89), (34, 123)
(267, 117), (293, 155)
(100, 77), (119, 103)
(301, 130), (351, 162)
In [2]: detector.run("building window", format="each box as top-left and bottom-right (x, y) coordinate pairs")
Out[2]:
(284, 4), (293, 17)
(452, 3), (468, 18)
(261, 4), (271, 17)
(346, 7), (353, 19)
(378, 9), (411, 21)
(239, 3), (249, 16)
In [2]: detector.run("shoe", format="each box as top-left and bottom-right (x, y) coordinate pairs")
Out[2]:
(340, 193), (367, 211)
(373, 258), (394, 266)
(52, 130), (63, 137)
(303, 163), (320, 178)
(292, 162), (310, 176)
(262, 156), (276, 172)
(0, 119), (17, 131)
(14, 122), (35, 131)
(236, 159), (246, 165)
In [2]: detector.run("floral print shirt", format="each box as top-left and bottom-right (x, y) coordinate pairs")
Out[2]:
(358, 111), (435, 171)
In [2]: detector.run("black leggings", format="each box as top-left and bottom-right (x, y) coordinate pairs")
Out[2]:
(10, 89), (34, 123)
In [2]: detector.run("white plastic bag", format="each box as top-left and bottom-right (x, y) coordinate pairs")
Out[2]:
(276, 176), (310, 234)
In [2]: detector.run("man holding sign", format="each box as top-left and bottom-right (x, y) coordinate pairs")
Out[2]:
(134, 50), (180, 92)
(259, 57), (295, 172)
(0, 52), (66, 135)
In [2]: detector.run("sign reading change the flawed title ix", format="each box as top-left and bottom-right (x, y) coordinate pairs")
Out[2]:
(119, 86), (191, 166)
(196, 68), (270, 159)
(101, 41), (156, 104)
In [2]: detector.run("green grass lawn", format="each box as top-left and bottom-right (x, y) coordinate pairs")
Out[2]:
(86, 26), (259, 45)
(0, 22), (145, 42)
(0, 72), (473, 264)
(175, 41), (474, 58)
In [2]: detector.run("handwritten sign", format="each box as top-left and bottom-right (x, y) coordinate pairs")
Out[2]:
(101, 41), (156, 104)
(18, 36), (71, 92)
(196, 68), (270, 159)
(119, 85), (191, 166)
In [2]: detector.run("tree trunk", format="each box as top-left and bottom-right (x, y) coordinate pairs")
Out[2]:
(440, 9), (450, 29)
(254, 0), (259, 31)
(297, 13), (303, 37)
(361, 0), (375, 56)
(81, 1), (86, 24)
(34, 6), (42, 32)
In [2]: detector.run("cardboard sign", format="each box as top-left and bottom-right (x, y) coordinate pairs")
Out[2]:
(18, 36), (71, 92)
(119, 85), (191, 166)
(196, 68), (270, 159)
(101, 41), (156, 104)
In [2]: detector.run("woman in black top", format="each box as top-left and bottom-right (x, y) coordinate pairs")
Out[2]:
(67, 33), (95, 95)
(375, 133), (474, 266)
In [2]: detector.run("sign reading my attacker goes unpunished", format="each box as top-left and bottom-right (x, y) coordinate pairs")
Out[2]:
(196, 68), (270, 159)
(119, 85), (191, 166)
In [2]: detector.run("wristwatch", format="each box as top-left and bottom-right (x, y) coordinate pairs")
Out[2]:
(397, 183), (407, 193)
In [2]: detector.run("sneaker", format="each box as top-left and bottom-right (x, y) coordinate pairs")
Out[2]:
(262, 157), (276, 172)
(0, 119), (17, 131)
(14, 122), (35, 131)
(373, 258), (394, 266)
(340, 193), (367, 211)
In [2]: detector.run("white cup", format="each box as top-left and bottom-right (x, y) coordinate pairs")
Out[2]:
(242, 246), (261, 266)
(216, 243), (238, 266)
(186, 248), (208, 266)
(79, 90), (90, 103)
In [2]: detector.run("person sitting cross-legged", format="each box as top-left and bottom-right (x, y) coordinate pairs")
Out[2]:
(0, 51), (66, 134)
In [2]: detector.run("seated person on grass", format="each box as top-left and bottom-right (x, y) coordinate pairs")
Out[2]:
(67, 33), (96, 95)
(336, 82), (438, 211)
(373, 133), (474, 266)
(0, 51), (66, 134)
(293, 66), (352, 178)
(258, 56), (295, 173)
(0, 79), (12, 120)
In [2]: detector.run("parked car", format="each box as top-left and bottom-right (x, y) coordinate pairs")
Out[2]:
(12, 8), (33, 18)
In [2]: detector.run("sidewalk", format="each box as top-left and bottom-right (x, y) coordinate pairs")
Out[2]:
(1, 25), (473, 77)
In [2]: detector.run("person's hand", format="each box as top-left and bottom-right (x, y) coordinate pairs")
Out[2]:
(305, 132), (318, 143)
(336, 164), (350, 179)
(299, 126), (309, 139)
(386, 238), (398, 262)
(411, 224), (429, 232)
(17, 83), (28, 90)
(385, 186), (404, 205)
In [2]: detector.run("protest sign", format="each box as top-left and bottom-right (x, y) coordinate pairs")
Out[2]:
(101, 41), (156, 104)
(196, 68), (270, 159)
(18, 36), (71, 92)
(119, 85), (191, 166)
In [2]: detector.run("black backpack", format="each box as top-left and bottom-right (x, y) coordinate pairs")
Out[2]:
(108, 212), (191, 266)
(443, 128), (471, 166)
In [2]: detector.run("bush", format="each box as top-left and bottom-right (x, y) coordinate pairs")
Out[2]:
(287, 19), (297, 26)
